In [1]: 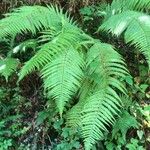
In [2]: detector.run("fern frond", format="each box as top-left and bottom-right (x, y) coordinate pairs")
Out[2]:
(80, 42), (128, 150)
(0, 5), (74, 39)
(100, 11), (150, 68)
(124, 18), (150, 67)
(41, 48), (84, 116)
(0, 58), (19, 81)
(18, 28), (84, 81)
(100, 11), (140, 35)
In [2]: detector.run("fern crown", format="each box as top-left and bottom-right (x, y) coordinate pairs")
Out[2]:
(0, 1), (149, 149)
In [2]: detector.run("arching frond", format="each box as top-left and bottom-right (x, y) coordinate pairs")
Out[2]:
(0, 5), (74, 39)
(18, 27), (85, 81)
(100, 11), (140, 35)
(41, 48), (84, 116)
(0, 58), (19, 81)
(100, 11), (150, 68)
(81, 42), (128, 150)
(124, 18), (150, 67)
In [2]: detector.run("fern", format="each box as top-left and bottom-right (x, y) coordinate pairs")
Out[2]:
(81, 43), (128, 149)
(0, 5), (74, 39)
(99, 10), (150, 68)
(0, 58), (19, 81)
(0, 5), (131, 150)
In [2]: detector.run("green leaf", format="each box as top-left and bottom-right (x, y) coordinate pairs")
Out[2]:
(36, 110), (50, 126)
(137, 130), (144, 140)
(61, 128), (70, 138)
(0, 58), (19, 81)
(72, 141), (80, 149)
(140, 84), (149, 92)
(53, 119), (63, 130)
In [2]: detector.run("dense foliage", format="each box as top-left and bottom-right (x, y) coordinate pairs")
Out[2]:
(0, 0), (149, 149)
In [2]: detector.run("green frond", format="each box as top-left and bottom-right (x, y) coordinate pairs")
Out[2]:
(0, 58), (19, 81)
(81, 90), (116, 150)
(0, 6), (51, 37)
(18, 28), (84, 81)
(80, 42), (128, 150)
(100, 11), (150, 68)
(112, 111), (139, 141)
(124, 18), (150, 68)
(41, 48), (84, 116)
(0, 5), (74, 39)
(99, 11), (140, 35)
